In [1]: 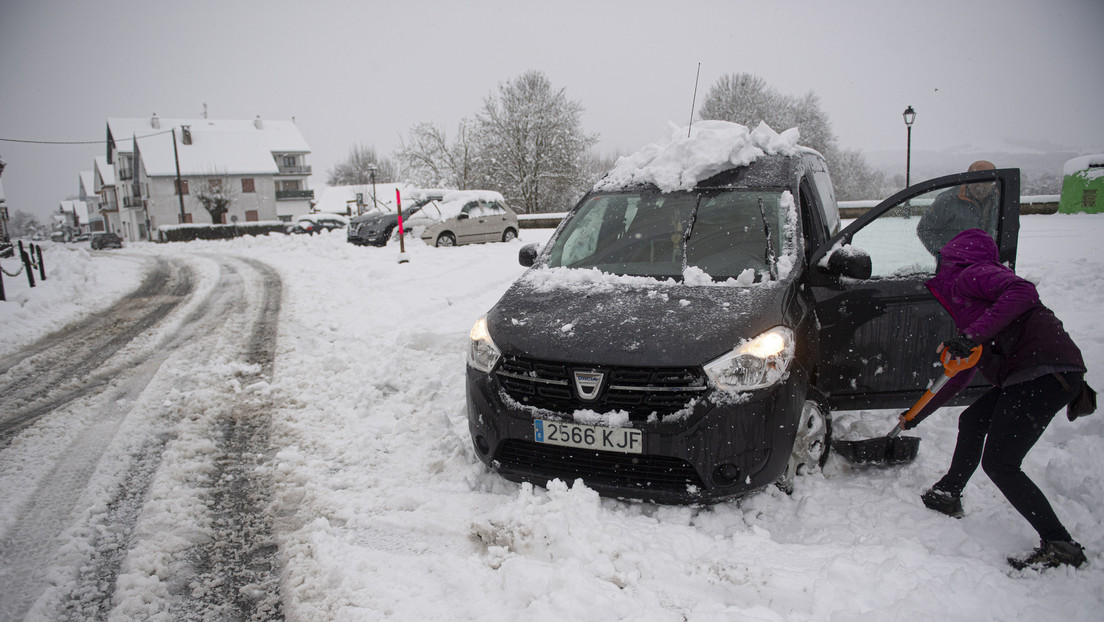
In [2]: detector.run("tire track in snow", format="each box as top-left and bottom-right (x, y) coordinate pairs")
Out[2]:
(0, 257), (194, 444)
(173, 257), (285, 621)
(0, 255), (285, 621)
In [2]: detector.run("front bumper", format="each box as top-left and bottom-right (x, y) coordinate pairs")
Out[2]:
(466, 365), (805, 504)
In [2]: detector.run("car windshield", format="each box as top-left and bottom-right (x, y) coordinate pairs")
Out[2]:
(546, 189), (787, 281)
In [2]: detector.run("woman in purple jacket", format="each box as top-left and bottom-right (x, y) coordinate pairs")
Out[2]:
(902, 228), (1088, 570)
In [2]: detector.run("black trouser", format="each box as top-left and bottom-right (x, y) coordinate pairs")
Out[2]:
(933, 372), (1083, 542)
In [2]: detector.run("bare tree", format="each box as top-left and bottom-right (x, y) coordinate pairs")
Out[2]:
(473, 70), (598, 213)
(193, 171), (237, 224)
(327, 144), (398, 186)
(396, 120), (481, 189)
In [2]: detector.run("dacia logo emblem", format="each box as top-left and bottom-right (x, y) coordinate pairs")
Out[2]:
(573, 370), (605, 401)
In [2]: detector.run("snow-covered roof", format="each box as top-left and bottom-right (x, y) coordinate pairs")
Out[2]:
(79, 170), (95, 195)
(58, 200), (90, 221)
(1063, 154), (1104, 176)
(108, 116), (310, 154)
(135, 128), (279, 176)
(94, 156), (115, 186)
(595, 120), (801, 193)
(108, 116), (311, 177)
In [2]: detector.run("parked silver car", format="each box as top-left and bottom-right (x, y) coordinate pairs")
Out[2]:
(418, 191), (519, 247)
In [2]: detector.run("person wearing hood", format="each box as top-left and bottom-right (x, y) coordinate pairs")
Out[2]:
(901, 228), (1089, 570)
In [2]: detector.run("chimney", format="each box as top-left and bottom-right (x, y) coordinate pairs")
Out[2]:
(181, 125), (192, 145)
(254, 115), (264, 130)
(151, 113), (160, 129)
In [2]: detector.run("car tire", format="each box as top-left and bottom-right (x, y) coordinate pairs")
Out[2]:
(435, 232), (456, 247)
(776, 394), (832, 495)
(502, 228), (518, 242)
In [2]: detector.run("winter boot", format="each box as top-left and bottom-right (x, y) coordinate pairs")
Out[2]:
(921, 487), (964, 519)
(1008, 540), (1088, 570)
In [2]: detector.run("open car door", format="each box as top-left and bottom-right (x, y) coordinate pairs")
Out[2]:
(807, 168), (1021, 410)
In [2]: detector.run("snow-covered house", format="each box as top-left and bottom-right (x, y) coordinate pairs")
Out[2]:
(78, 170), (104, 232)
(106, 115), (313, 240)
(54, 200), (91, 241)
(93, 155), (118, 235)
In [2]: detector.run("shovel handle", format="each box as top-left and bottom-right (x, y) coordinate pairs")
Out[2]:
(898, 344), (982, 429)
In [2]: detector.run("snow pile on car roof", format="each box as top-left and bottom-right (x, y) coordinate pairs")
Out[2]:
(595, 120), (800, 193)
(422, 190), (505, 221)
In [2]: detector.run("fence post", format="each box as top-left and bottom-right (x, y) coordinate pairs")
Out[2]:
(1, 260), (6, 301)
(19, 241), (35, 288)
(36, 245), (46, 281)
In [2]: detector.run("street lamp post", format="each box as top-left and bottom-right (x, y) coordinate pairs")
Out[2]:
(903, 106), (916, 187)
(367, 164), (378, 211)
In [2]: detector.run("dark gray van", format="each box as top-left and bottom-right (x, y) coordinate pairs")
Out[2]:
(466, 138), (1020, 503)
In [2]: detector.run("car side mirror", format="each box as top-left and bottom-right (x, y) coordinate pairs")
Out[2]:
(457, 213), (470, 220)
(825, 245), (872, 280)
(518, 243), (539, 267)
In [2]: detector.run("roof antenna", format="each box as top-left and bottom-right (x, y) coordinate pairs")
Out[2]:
(687, 63), (701, 138)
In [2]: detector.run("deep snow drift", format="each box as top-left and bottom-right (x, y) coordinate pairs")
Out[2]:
(1, 213), (1102, 621)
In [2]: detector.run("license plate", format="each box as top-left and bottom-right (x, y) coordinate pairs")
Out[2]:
(533, 420), (642, 454)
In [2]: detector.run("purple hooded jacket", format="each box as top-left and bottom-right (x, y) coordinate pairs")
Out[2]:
(911, 228), (1085, 423)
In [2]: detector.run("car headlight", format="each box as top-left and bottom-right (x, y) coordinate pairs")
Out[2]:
(703, 326), (795, 393)
(468, 315), (501, 373)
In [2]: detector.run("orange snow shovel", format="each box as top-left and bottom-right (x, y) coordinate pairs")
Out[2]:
(834, 345), (982, 465)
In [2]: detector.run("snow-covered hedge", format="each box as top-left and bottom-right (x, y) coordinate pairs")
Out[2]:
(156, 221), (288, 242)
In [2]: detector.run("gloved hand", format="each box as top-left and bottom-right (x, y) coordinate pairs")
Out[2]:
(942, 334), (978, 359)
(897, 411), (915, 430)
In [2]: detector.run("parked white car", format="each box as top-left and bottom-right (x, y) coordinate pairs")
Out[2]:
(418, 191), (519, 247)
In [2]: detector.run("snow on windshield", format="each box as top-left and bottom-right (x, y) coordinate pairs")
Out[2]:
(595, 120), (800, 193)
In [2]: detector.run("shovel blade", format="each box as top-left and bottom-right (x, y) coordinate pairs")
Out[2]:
(835, 435), (920, 465)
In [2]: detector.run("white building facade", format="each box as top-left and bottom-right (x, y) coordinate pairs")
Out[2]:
(105, 115), (313, 240)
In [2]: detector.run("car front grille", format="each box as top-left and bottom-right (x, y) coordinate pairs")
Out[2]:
(495, 356), (707, 420)
(494, 439), (704, 496)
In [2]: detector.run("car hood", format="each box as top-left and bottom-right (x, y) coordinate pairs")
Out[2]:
(486, 269), (792, 367)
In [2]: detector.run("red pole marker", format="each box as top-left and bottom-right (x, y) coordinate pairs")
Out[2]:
(396, 189), (409, 263)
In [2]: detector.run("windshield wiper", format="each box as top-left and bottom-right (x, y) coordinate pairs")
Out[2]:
(758, 196), (776, 280)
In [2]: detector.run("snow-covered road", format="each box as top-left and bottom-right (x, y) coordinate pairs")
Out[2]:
(1, 215), (1102, 621)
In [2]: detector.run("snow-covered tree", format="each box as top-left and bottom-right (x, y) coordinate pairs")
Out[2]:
(327, 144), (398, 186)
(396, 120), (480, 190)
(193, 171), (236, 224)
(473, 71), (598, 213)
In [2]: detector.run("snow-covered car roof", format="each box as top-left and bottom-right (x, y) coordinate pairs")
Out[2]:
(595, 120), (802, 193)
(420, 190), (507, 221)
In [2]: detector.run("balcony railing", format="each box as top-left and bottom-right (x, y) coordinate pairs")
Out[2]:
(277, 165), (312, 175)
(276, 189), (315, 200)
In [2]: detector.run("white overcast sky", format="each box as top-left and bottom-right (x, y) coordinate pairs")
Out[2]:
(1, 0), (1102, 218)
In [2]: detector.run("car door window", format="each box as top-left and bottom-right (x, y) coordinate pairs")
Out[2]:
(851, 180), (1003, 279)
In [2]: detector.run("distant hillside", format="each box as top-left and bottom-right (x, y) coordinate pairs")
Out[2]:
(863, 144), (1103, 195)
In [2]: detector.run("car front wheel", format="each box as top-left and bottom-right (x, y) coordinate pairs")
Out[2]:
(435, 232), (456, 247)
(502, 228), (517, 242)
(776, 396), (831, 495)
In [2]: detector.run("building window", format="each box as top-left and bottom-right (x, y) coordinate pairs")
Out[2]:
(279, 179), (301, 191)
(283, 155), (296, 167)
(242, 178), (255, 193)
(175, 179), (189, 195)
(182, 213), (193, 224)
(246, 210), (259, 222)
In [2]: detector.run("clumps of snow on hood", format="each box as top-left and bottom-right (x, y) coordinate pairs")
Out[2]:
(595, 120), (801, 193)
(521, 267), (677, 292)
